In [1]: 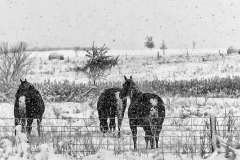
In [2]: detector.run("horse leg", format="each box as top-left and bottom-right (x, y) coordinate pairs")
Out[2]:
(155, 130), (160, 148)
(37, 118), (43, 137)
(26, 118), (33, 138)
(100, 117), (108, 133)
(155, 124), (163, 148)
(143, 125), (154, 149)
(130, 121), (137, 150)
(103, 118), (108, 133)
(109, 105), (116, 133)
(117, 116), (123, 138)
(109, 110), (116, 133)
(14, 118), (20, 135)
(99, 110), (108, 133)
(117, 98), (127, 138)
(121, 98), (127, 117)
(21, 118), (26, 133)
(109, 117), (116, 136)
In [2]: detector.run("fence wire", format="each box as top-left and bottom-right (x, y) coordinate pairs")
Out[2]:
(0, 116), (239, 159)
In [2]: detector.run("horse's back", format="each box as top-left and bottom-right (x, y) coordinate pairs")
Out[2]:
(97, 87), (121, 116)
(139, 93), (164, 104)
(128, 92), (165, 123)
(25, 88), (45, 118)
(97, 88), (121, 108)
(141, 92), (165, 118)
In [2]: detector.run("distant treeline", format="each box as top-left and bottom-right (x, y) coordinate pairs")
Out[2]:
(27, 46), (110, 52)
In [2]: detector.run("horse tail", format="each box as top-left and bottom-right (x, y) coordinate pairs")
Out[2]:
(156, 97), (165, 127)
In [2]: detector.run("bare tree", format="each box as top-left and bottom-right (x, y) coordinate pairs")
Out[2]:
(160, 40), (167, 63)
(144, 36), (155, 50)
(75, 42), (118, 85)
(160, 39), (167, 55)
(0, 42), (34, 99)
(192, 40), (197, 49)
(74, 46), (81, 57)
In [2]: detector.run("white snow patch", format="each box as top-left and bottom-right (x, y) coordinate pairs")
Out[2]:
(150, 98), (158, 106)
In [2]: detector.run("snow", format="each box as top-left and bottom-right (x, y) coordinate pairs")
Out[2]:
(0, 98), (239, 159)
(0, 125), (76, 160)
(3, 49), (240, 159)
(26, 48), (237, 84)
(1, 96), (240, 159)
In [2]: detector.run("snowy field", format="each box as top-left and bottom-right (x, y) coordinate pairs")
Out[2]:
(27, 48), (231, 83)
(1, 49), (240, 160)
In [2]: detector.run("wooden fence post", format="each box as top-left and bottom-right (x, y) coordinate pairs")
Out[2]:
(210, 114), (217, 153)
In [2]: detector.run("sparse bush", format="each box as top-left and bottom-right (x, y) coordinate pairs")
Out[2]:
(34, 79), (97, 102)
(0, 42), (34, 100)
(53, 106), (62, 119)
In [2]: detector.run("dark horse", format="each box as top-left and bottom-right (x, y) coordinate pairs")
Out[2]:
(97, 87), (127, 138)
(14, 79), (45, 137)
(121, 75), (165, 150)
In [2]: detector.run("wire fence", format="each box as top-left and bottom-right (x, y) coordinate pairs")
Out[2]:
(0, 116), (239, 159)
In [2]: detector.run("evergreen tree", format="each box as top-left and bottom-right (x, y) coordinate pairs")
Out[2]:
(144, 36), (155, 50)
(75, 42), (118, 85)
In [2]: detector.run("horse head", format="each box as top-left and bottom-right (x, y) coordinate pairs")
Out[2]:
(121, 75), (140, 100)
(16, 79), (34, 98)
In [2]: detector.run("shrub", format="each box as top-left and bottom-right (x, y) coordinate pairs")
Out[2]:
(0, 42), (34, 100)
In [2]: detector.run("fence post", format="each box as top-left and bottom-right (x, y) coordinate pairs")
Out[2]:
(70, 117), (72, 152)
(210, 114), (217, 153)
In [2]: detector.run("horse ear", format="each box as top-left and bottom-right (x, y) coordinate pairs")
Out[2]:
(124, 75), (127, 81)
(130, 75), (132, 79)
(20, 79), (23, 83)
(25, 78), (27, 82)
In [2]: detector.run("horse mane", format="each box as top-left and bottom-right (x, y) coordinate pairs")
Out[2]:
(130, 81), (142, 101)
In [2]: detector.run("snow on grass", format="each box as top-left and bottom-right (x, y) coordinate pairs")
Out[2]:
(5, 49), (240, 159)
(0, 125), (76, 160)
(26, 48), (238, 83)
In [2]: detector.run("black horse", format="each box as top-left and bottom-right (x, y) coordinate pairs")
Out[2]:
(120, 75), (165, 150)
(97, 87), (127, 137)
(14, 79), (45, 137)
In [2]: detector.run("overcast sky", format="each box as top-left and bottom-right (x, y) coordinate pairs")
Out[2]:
(0, 0), (240, 50)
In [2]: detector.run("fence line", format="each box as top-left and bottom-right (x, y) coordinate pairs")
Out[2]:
(0, 116), (239, 159)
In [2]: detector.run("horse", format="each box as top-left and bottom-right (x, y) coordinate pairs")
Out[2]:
(14, 79), (45, 137)
(97, 87), (127, 138)
(120, 75), (165, 150)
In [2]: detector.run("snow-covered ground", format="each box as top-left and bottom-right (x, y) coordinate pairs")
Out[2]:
(2, 49), (240, 159)
(26, 48), (239, 83)
(1, 97), (240, 159)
